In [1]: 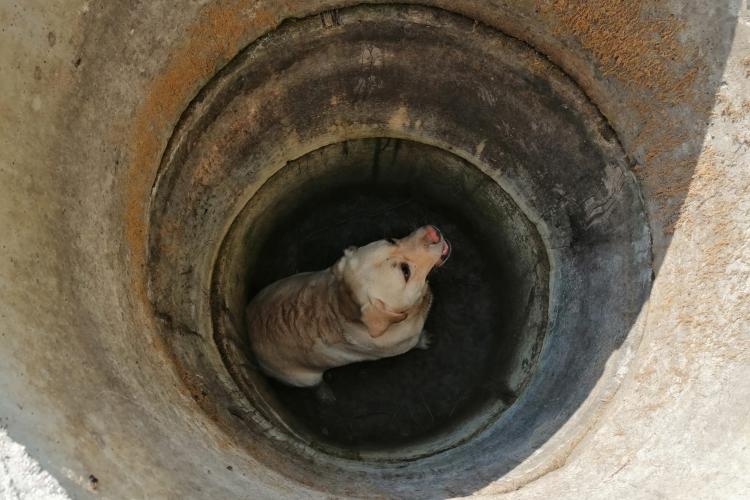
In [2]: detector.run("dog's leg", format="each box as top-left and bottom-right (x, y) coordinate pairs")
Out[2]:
(416, 330), (433, 350)
(314, 380), (336, 403)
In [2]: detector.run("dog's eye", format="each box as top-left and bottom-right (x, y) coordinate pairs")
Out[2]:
(386, 238), (397, 245)
(400, 262), (411, 281)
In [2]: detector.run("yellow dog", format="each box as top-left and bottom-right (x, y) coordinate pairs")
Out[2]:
(246, 225), (451, 396)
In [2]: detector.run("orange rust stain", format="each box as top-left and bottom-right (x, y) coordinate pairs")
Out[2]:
(540, 1), (711, 231)
(540, 0), (698, 106)
(124, 0), (279, 310)
(122, 3), (282, 451)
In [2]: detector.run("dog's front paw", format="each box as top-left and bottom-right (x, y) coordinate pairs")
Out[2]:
(314, 381), (336, 404)
(416, 330), (433, 350)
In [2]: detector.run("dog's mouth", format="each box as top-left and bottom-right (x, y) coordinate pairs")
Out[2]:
(427, 225), (451, 268)
(437, 238), (451, 267)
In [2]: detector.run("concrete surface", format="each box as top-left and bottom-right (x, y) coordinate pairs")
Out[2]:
(0, 1), (748, 499)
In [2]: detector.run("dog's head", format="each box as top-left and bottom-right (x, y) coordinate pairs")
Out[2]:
(335, 225), (451, 337)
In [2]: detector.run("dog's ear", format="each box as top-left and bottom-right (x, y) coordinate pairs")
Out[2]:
(361, 299), (407, 338)
(334, 246), (357, 276)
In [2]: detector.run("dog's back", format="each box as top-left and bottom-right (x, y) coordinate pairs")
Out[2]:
(247, 270), (355, 386)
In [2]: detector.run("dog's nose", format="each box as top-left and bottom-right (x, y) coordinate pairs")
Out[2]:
(423, 225), (441, 244)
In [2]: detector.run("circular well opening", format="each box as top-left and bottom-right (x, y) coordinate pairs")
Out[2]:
(146, 5), (652, 492)
(214, 137), (549, 458)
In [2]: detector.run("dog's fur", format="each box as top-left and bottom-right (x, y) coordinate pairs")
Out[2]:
(246, 225), (450, 388)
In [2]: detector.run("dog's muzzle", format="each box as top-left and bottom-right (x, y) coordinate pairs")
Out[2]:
(439, 238), (451, 265)
(426, 225), (451, 267)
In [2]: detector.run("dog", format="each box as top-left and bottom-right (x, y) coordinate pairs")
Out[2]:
(246, 225), (451, 396)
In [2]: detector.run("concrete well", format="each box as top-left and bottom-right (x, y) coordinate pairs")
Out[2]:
(1, 1), (748, 499)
